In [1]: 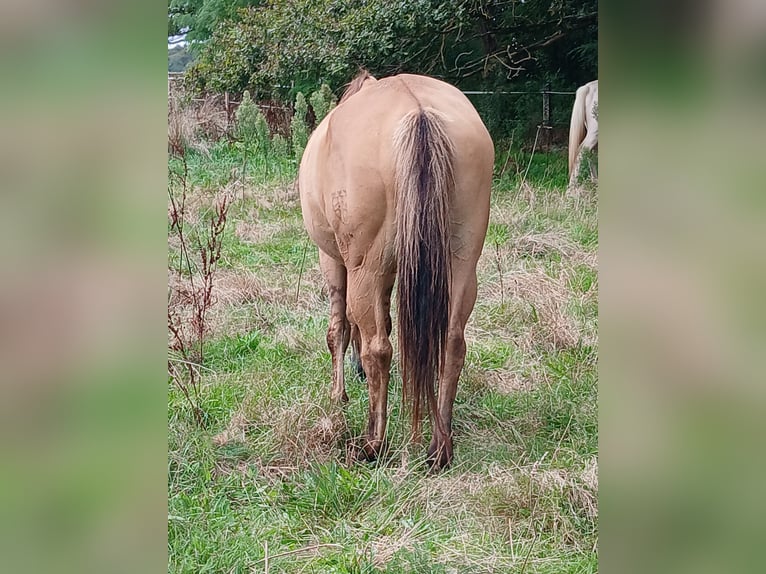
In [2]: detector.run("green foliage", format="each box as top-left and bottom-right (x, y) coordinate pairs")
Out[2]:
(271, 133), (290, 158)
(291, 92), (310, 160)
(486, 223), (511, 247)
(235, 90), (270, 154)
(168, 0), (259, 43)
(309, 83), (337, 125)
(181, 0), (598, 139)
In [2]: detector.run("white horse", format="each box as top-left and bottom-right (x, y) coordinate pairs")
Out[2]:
(568, 80), (598, 188)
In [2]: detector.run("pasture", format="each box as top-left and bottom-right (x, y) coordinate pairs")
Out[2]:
(168, 138), (598, 573)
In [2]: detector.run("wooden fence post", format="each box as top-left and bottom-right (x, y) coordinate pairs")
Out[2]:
(542, 82), (551, 128)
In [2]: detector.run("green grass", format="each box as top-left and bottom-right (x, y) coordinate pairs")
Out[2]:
(168, 141), (598, 573)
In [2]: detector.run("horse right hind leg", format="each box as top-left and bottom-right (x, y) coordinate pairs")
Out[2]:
(581, 131), (598, 184)
(569, 144), (586, 189)
(319, 251), (350, 403)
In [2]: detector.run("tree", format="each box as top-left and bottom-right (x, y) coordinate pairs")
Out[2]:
(168, 0), (263, 43)
(177, 0), (597, 137)
(168, 45), (195, 72)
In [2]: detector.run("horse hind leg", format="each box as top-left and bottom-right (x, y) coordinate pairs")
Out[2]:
(568, 144), (583, 189)
(346, 267), (394, 461)
(319, 251), (350, 403)
(349, 306), (390, 381)
(583, 136), (598, 183)
(427, 267), (478, 471)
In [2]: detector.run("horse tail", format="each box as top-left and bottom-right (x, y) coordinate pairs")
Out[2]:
(393, 107), (454, 439)
(568, 85), (587, 178)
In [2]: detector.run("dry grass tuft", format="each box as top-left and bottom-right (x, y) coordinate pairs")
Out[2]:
(168, 96), (199, 156)
(509, 269), (580, 350)
(485, 369), (536, 394)
(517, 180), (537, 205)
(565, 181), (598, 202)
(423, 468), (511, 515)
(370, 530), (418, 569)
(212, 411), (248, 446)
(212, 270), (266, 305)
(571, 249), (599, 269)
(242, 181), (300, 208)
(536, 463), (598, 521)
(168, 267), (289, 343)
(581, 456), (598, 497)
(193, 95), (230, 143)
(266, 402), (349, 465)
(419, 459), (597, 554)
(168, 95), (223, 157)
(512, 230), (578, 259)
(272, 323), (309, 352)
(235, 220), (291, 244)
(167, 94), (232, 157)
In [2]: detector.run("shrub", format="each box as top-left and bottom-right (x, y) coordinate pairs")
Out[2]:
(291, 92), (310, 160)
(235, 90), (270, 155)
(271, 133), (290, 158)
(309, 83), (337, 125)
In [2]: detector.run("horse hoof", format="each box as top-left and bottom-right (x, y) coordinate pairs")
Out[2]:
(357, 439), (385, 463)
(331, 391), (349, 404)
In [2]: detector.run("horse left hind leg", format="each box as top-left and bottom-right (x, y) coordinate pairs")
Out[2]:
(346, 267), (394, 461)
(319, 251), (350, 403)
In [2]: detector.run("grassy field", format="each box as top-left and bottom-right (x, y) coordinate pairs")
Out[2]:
(168, 140), (598, 573)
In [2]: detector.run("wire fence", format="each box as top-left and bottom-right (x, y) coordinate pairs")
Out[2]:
(169, 74), (577, 141)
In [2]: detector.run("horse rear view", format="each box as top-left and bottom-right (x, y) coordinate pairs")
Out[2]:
(568, 80), (598, 188)
(299, 71), (493, 471)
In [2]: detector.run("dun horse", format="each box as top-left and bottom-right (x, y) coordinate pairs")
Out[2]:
(298, 71), (493, 470)
(568, 80), (598, 188)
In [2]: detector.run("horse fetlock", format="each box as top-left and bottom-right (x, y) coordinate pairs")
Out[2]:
(357, 437), (386, 462)
(331, 387), (349, 403)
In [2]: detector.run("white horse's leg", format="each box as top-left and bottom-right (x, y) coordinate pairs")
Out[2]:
(581, 130), (598, 183)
